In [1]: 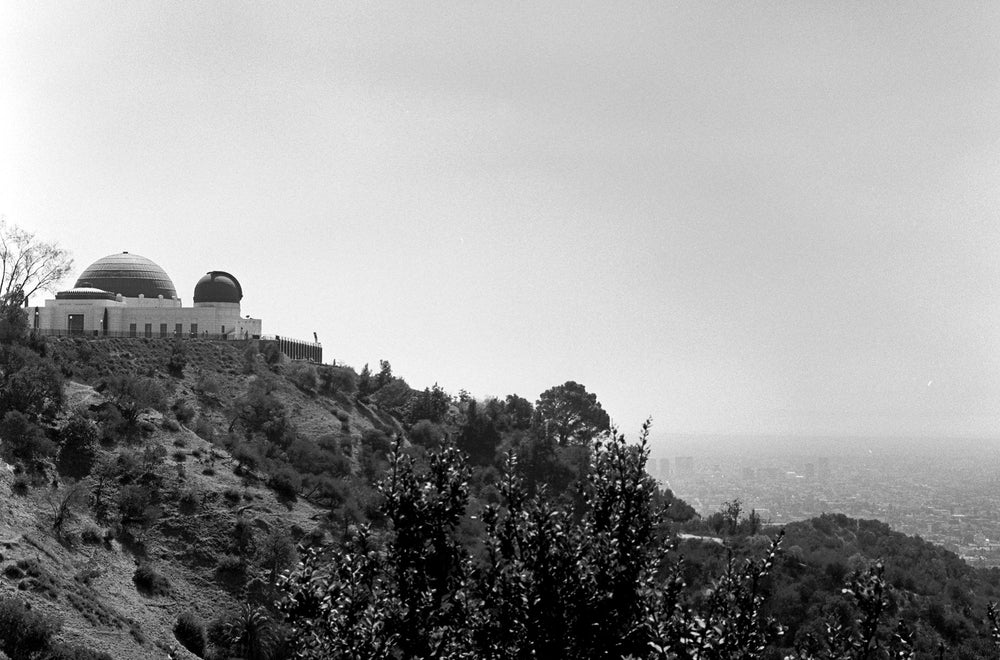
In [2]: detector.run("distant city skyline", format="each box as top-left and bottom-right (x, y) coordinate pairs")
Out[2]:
(2, 3), (999, 439)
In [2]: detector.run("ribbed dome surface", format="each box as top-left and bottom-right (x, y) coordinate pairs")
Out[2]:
(55, 287), (118, 301)
(193, 271), (242, 304)
(75, 252), (177, 299)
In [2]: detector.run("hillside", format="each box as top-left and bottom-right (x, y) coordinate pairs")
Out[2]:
(1, 336), (999, 658)
(0, 337), (410, 659)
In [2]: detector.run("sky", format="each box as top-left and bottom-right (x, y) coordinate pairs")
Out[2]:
(1, 2), (999, 441)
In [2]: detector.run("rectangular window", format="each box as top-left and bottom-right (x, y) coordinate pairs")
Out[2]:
(144, 323), (152, 338)
(190, 323), (198, 337)
(160, 323), (168, 338)
(175, 323), (183, 337)
(129, 323), (137, 338)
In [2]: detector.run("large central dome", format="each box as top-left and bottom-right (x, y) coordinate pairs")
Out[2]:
(75, 252), (177, 299)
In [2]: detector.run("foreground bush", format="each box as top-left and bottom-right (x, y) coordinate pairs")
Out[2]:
(279, 424), (787, 658)
(0, 596), (112, 660)
(174, 611), (206, 657)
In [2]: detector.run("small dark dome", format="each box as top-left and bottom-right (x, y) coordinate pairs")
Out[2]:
(75, 252), (177, 299)
(193, 271), (243, 304)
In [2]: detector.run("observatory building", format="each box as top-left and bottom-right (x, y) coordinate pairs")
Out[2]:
(33, 252), (262, 340)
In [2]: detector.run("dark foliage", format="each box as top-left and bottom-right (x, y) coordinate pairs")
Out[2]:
(133, 563), (171, 596)
(0, 343), (64, 422)
(174, 611), (206, 657)
(317, 364), (357, 396)
(101, 374), (166, 442)
(531, 380), (610, 446)
(403, 383), (450, 425)
(0, 410), (55, 471)
(57, 412), (99, 478)
(167, 339), (188, 377)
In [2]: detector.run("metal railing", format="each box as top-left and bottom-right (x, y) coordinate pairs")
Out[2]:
(30, 329), (253, 340)
(31, 329), (323, 362)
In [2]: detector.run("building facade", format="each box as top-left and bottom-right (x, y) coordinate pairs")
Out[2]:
(33, 252), (262, 340)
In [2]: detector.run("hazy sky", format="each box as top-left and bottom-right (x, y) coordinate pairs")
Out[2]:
(2, 2), (999, 440)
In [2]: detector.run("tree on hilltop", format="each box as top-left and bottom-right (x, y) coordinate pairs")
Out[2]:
(532, 381), (610, 446)
(0, 219), (72, 340)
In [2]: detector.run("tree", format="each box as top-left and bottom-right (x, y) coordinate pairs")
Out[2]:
(501, 393), (533, 430)
(48, 479), (87, 537)
(102, 374), (166, 441)
(0, 410), (56, 471)
(374, 359), (393, 390)
(0, 344), (64, 422)
(0, 218), (73, 308)
(224, 605), (275, 660)
(57, 413), (99, 478)
(456, 398), (501, 465)
(0, 219), (73, 303)
(404, 383), (450, 424)
(531, 381), (610, 446)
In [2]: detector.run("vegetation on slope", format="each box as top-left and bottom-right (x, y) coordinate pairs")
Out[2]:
(0, 324), (998, 658)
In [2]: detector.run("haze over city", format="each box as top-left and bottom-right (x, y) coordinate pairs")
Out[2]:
(2, 2), (999, 441)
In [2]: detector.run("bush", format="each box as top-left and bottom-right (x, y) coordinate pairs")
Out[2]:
(318, 365), (358, 396)
(80, 525), (103, 545)
(133, 563), (170, 596)
(173, 399), (196, 425)
(0, 596), (59, 660)
(0, 344), (64, 422)
(216, 554), (246, 577)
(117, 485), (153, 525)
(162, 417), (181, 432)
(193, 415), (215, 441)
(0, 411), (56, 471)
(195, 372), (221, 396)
(262, 342), (282, 366)
(174, 611), (206, 657)
(167, 340), (188, 378)
(57, 413), (99, 478)
(286, 362), (318, 394)
(409, 420), (445, 449)
(267, 468), (301, 501)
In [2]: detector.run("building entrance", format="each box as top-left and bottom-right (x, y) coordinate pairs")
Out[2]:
(67, 314), (84, 335)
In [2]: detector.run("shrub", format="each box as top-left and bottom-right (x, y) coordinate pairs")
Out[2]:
(174, 611), (206, 657)
(267, 468), (301, 501)
(80, 525), (103, 545)
(117, 485), (153, 525)
(0, 596), (59, 659)
(409, 420), (445, 449)
(216, 554), (246, 578)
(195, 372), (221, 396)
(102, 374), (167, 442)
(286, 362), (318, 394)
(193, 415), (215, 441)
(173, 399), (196, 425)
(162, 418), (181, 432)
(179, 490), (199, 513)
(262, 342), (282, 366)
(318, 365), (358, 396)
(56, 413), (99, 478)
(0, 411), (56, 471)
(133, 563), (170, 596)
(167, 340), (188, 378)
(11, 476), (28, 496)
(0, 344), (64, 422)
